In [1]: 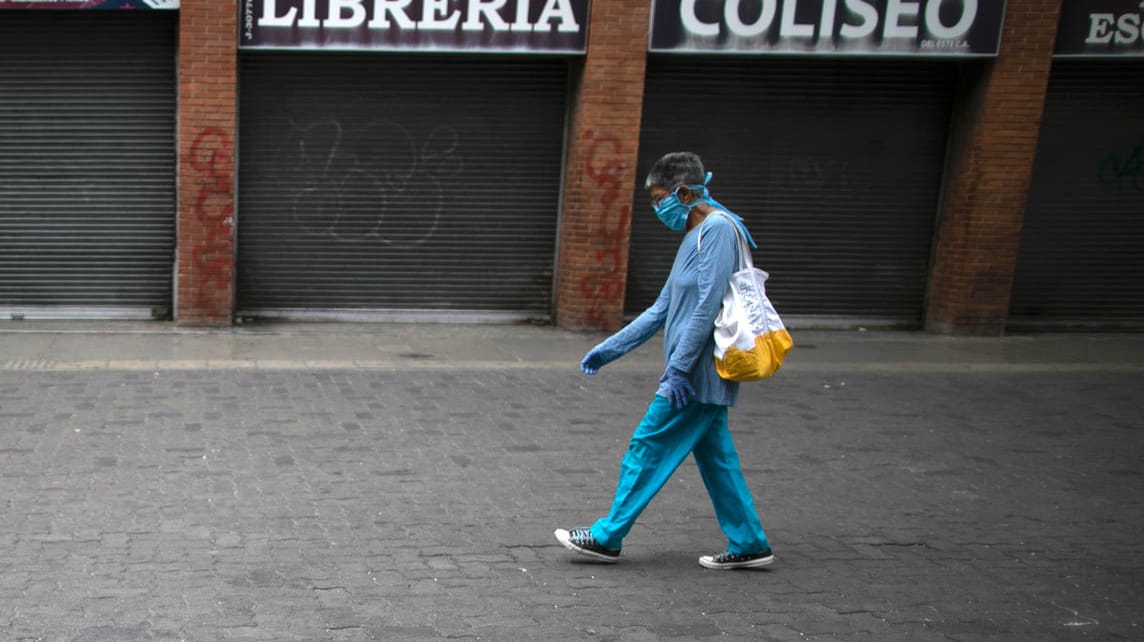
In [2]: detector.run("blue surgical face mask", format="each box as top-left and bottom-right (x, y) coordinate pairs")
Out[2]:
(653, 189), (692, 231)
(652, 172), (713, 231)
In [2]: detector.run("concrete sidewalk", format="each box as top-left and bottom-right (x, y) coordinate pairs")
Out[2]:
(2, 320), (1142, 372)
(0, 323), (1141, 641)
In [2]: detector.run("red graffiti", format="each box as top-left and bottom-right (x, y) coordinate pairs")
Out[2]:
(189, 128), (233, 223)
(187, 128), (234, 312)
(579, 131), (632, 327)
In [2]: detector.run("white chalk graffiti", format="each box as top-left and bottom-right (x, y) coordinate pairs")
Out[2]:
(274, 119), (462, 246)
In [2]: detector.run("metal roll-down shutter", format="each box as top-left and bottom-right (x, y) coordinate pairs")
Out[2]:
(0, 12), (177, 319)
(627, 58), (956, 326)
(237, 55), (569, 321)
(1009, 62), (1144, 330)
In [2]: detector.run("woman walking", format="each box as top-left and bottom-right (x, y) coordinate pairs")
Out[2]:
(555, 151), (773, 570)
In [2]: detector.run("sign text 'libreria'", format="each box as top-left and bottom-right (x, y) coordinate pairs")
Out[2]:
(240, 0), (588, 53)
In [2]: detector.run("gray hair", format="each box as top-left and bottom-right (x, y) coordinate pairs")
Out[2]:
(645, 152), (705, 190)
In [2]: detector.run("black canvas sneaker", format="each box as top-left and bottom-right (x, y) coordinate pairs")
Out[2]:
(698, 548), (774, 570)
(554, 527), (621, 563)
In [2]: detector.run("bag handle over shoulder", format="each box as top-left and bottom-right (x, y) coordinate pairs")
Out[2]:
(697, 211), (754, 272)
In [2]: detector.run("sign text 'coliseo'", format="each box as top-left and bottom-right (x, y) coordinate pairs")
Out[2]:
(649, 0), (1006, 57)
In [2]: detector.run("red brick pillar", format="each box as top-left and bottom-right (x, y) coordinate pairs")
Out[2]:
(925, 0), (1061, 335)
(554, 0), (652, 331)
(177, 0), (238, 325)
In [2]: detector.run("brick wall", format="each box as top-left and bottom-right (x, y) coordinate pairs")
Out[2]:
(926, 0), (1062, 335)
(553, 0), (652, 331)
(176, 0), (239, 325)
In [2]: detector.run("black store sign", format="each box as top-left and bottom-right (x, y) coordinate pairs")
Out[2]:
(1054, 0), (1144, 56)
(0, 0), (176, 7)
(650, 0), (1005, 56)
(240, 0), (588, 53)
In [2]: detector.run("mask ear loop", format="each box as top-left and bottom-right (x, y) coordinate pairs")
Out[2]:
(703, 172), (712, 186)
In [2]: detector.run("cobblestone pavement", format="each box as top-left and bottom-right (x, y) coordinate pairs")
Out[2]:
(0, 325), (1141, 640)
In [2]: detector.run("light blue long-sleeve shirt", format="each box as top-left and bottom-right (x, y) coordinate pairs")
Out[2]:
(591, 211), (744, 407)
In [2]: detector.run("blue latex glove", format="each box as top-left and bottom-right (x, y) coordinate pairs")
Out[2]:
(657, 367), (696, 410)
(580, 348), (606, 375)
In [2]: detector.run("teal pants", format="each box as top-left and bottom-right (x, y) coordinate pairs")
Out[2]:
(589, 396), (769, 555)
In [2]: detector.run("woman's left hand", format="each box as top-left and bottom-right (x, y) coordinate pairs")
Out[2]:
(657, 368), (695, 409)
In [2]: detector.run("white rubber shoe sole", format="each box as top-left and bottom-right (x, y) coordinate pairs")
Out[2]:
(554, 528), (621, 563)
(698, 550), (774, 570)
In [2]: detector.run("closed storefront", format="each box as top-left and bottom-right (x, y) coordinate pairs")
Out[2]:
(1009, 1), (1144, 329)
(235, 0), (586, 322)
(626, 0), (1004, 326)
(0, 5), (178, 319)
(629, 58), (956, 323)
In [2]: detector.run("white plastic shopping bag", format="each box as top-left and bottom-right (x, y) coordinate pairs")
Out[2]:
(702, 213), (793, 382)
